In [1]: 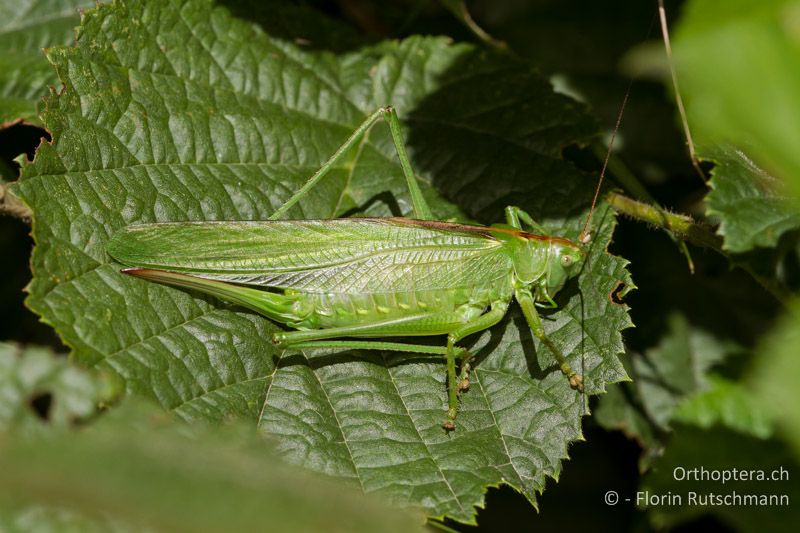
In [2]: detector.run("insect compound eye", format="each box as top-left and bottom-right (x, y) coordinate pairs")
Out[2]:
(560, 254), (573, 268)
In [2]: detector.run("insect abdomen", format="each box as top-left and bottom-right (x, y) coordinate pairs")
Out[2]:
(275, 284), (512, 331)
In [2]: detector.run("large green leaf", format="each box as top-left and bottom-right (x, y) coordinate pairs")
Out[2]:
(703, 144), (800, 253)
(12, 0), (632, 522)
(673, 0), (800, 252)
(595, 314), (739, 465)
(752, 306), (800, 456)
(0, 402), (425, 533)
(674, 0), (800, 184)
(0, 0), (94, 125)
(672, 375), (771, 439)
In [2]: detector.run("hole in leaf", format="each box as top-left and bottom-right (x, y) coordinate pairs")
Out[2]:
(28, 391), (53, 421)
(0, 122), (50, 165)
(699, 160), (715, 175)
(609, 280), (627, 305)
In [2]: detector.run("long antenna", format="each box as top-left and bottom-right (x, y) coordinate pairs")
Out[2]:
(658, 0), (705, 182)
(580, 81), (633, 244)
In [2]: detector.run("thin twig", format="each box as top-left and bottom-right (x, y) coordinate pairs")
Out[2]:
(596, 146), (696, 272)
(441, 0), (509, 53)
(606, 191), (720, 248)
(658, 0), (706, 182)
(606, 191), (791, 306)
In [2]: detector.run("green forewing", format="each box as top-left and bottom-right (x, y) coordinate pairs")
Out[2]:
(107, 219), (512, 294)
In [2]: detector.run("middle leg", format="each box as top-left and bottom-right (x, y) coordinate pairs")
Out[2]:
(442, 301), (509, 430)
(273, 303), (511, 430)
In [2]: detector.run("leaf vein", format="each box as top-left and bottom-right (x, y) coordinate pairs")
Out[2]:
(382, 358), (469, 515)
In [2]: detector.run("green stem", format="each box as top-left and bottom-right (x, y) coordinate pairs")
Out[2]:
(606, 191), (720, 249)
(606, 191), (791, 307)
(592, 144), (699, 273)
(441, 1), (509, 53)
